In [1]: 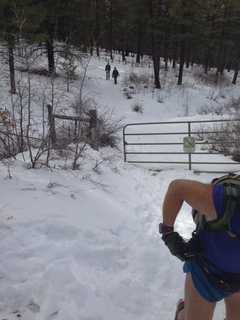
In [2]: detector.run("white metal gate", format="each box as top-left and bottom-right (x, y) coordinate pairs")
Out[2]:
(123, 118), (240, 173)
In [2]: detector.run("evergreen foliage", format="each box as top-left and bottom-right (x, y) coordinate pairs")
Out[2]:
(0, 0), (240, 87)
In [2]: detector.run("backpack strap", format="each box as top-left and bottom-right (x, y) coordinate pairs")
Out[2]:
(203, 183), (239, 231)
(201, 183), (240, 243)
(225, 227), (240, 243)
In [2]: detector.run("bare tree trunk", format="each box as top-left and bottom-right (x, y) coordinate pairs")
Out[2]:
(232, 56), (240, 85)
(95, 0), (100, 57)
(177, 27), (186, 85)
(232, 68), (238, 85)
(46, 34), (55, 75)
(8, 46), (16, 94)
(172, 23), (178, 69)
(219, 46), (227, 75)
(204, 48), (212, 74)
(148, 0), (161, 89)
(47, 105), (57, 146)
(152, 49), (161, 88)
(136, 22), (142, 64)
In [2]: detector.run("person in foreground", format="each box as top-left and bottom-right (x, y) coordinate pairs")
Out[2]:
(160, 177), (240, 320)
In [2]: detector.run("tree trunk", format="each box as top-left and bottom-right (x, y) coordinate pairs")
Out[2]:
(163, 23), (170, 71)
(232, 57), (239, 85)
(204, 48), (212, 74)
(47, 105), (57, 146)
(177, 30), (186, 85)
(185, 40), (191, 68)
(148, 0), (161, 89)
(46, 34), (55, 75)
(216, 12), (226, 79)
(121, 50), (125, 62)
(136, 22), (142, 64)
(172, 23), (178, 69)
(8, 46), (16, 94)
(219, 46), (227, 75)
(232, 68), (238, 85)
(152, 51), (161, 88)
(95, 0), (100, 56)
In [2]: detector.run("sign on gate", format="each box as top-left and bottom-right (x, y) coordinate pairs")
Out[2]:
(183, 137), (196, 153)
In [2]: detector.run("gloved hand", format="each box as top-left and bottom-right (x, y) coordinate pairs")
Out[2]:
(162, 232), (202, 261)
(186, 232), (202, 258)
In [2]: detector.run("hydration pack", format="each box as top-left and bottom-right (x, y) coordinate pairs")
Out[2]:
(192, 173), (240, 242)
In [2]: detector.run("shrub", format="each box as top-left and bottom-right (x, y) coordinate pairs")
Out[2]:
(0, 109), (26, 159)
(123, 69), (152, 93)
(131, 100), (143, 113)
(123, 90), (133, 99)
(195, 121), (240, 162)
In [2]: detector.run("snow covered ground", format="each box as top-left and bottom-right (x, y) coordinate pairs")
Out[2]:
(0, 50), (239, 320)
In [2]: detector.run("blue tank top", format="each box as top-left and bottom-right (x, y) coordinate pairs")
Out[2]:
(196, 183), (240, 273)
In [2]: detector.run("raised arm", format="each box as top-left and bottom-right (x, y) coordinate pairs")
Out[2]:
(162, 179), (217, 228)
(160, 179), (216, 261)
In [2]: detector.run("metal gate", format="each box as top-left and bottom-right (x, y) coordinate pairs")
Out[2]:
(123, 118), (240, 172)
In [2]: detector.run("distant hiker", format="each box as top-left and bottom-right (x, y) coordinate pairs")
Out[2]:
(105, 62), (111, 80)
(160, 174), (240, 320)
(112, 67), (119, 84)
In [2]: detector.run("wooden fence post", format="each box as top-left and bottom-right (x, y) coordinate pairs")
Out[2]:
(47, 104), (57, 146)
(47, 106), (97, 150)
(89, 109), (98, 150)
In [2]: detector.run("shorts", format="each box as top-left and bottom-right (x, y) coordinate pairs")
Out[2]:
(183, 257), (232, 302)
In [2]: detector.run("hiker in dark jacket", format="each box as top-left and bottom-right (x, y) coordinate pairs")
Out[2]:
(105, 62), (111, 80)
(160, 178), (240, 320)
(112, 67), (119, 84)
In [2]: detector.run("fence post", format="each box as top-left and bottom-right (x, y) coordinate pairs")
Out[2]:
(188, 121), (192, 170)
(47, 104), (57, 146)
(89, 109), (98, 150)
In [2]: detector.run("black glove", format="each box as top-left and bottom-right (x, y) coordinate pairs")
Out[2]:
(186, 232), (202, 258)
(162, 232), (202, 262)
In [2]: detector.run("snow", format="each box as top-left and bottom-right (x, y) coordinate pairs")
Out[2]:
(0, 51), (240, 320)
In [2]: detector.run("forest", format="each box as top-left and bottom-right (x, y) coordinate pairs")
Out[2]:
(1, 0), (240, 91)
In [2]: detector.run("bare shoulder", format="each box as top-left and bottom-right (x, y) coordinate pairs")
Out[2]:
(168, 179), (217, 220)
